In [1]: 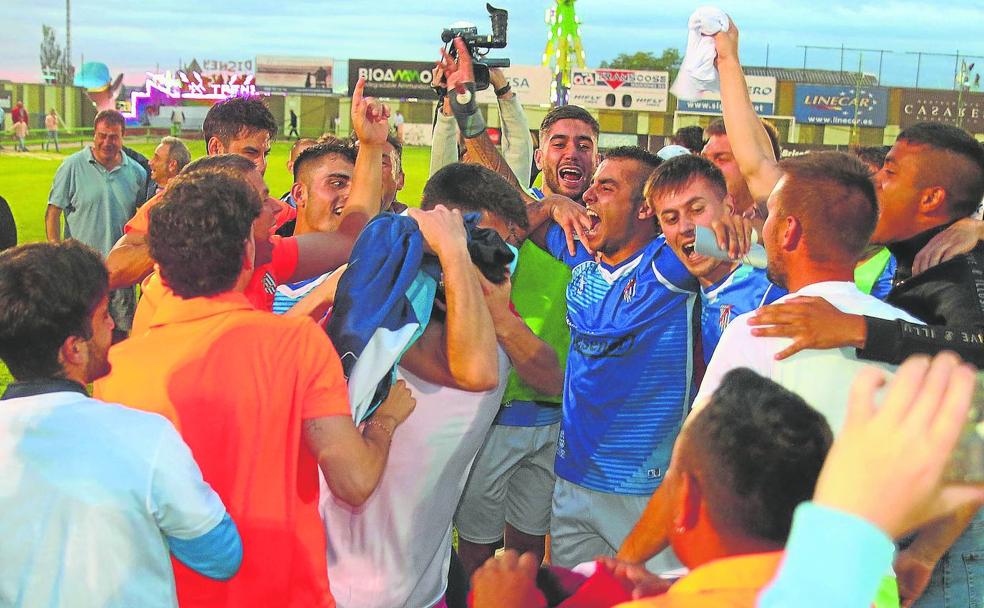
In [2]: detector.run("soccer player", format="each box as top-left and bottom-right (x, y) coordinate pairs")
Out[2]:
(438, 40), (602, 574)
(648, 154), (782, 363)
(523, 145), (697, 570)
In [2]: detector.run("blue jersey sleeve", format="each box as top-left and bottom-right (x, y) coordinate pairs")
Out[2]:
(650, 237), (698, 293)
(869, 255), (897, 301)
(168, 513), (243, 581)
(544, 223), (593, 267)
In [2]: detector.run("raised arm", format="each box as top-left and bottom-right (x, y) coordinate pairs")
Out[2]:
(491, 68), (534, 189)
(714, 18), (783, 203)
(400, 205), (499, 391)
(287, 78), (388, 283)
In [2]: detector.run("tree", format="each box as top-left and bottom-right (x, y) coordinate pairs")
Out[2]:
(599, 49), (682, 79)
(39, 24), (72, 85)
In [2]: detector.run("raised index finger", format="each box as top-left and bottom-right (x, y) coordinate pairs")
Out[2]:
(352, 76), (366, 106)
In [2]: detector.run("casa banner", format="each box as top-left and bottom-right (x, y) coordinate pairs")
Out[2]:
(347, 60), (437, 100)
(677, 75), (777, 115)
(476, 65), (552, 106)
(900, 89), (984, 133)
(569, 68), (669, 112)
(793, 84), (889, 127)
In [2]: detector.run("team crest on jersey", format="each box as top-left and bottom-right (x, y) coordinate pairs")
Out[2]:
(622, 278), (637, 302)
(262, 272), (277, 295)
(718, 304), (734, 331)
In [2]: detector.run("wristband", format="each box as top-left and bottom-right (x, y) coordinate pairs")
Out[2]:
(448, 82), (486, 138)
(494, 83), (512, 98)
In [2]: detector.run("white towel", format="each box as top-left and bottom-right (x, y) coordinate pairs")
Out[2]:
(670, 7), (730, 101)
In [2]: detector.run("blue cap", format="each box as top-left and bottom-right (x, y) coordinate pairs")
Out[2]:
(74, 62), (112, 92)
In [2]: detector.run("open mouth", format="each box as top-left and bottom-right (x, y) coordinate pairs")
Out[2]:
(585, 208), (601, 234)
(681, 241), (702, 261)
(558, 166), (584, 187)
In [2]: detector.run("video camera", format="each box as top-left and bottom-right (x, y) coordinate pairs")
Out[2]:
(439, 3), (510, 91)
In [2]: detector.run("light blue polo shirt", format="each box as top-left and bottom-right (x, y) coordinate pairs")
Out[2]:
(48, 147), (147, 256)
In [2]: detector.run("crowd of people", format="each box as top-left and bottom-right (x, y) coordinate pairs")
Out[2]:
(1, 16), (984, 608)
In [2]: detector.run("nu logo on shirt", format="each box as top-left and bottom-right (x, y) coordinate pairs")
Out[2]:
(571, 328), (636, 358)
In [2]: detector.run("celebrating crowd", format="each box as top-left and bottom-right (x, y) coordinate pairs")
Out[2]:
(2, 15), (984, 608)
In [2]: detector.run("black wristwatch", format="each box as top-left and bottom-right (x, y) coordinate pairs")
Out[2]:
(494, 83), (512, 98)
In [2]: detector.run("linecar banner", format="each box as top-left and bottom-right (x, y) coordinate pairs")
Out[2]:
(793, 84), (889, 127)
(569, 68), (669, 112)
(900, 89), (984, 133)
(347, 60), (437, 100)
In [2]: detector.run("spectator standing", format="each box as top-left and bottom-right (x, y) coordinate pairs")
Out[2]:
(43, 108), (61, 152)
(13, 118), (28, 152)
(170, 106), (185, 136)
(45, 109), (147, 339)
(288, 109), (300, 139)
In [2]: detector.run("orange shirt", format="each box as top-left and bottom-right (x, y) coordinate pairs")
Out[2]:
(93, 290), (350, 608)
(124, 190), (163, 235)
(614, 552), (783, 608)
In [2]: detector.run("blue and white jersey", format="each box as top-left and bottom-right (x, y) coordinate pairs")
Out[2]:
(272, 272), (332, 316)
(700, 265), (786, 364)
(544, 224), (698, 496)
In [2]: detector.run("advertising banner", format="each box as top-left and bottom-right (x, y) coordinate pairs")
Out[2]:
(569, 68), (669, 112)
(256, 56), (333, 94)
(476, 65), (553, 105)
(793, 84), (889, 127)
(677, 76), (777, 115)
(348, 60), (437, 100)
(900, 89), (984, 132)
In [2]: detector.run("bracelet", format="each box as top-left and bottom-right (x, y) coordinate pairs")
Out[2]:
(363, 416), (395, 439)
(494, 83), (512, 98)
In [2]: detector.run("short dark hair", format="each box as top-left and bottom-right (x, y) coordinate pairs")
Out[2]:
(673, 126), (705, 155)
(202, 97), (277, 147)
(645, 154), (727, 205)
(540, 105), (600, 139)
(0, 241), (108, 380)
(293, 141), (358, 183)
(149, 171), (261, 298)
(94, 109), (126, 133)
(778, 152), (879, 263)
(681, 368), (832, 543)
(603, 146), (662, 204)
(181, 153), (256, 176)
(706, 118), (782, 162)
(852, 145), (890, 171)
(421, 163), (529, 231)
(897, 122), (984, 218)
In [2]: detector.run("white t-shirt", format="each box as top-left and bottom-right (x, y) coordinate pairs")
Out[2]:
(0, 391), (226, 607)
(694, 281), (923, 434)
(322, 346), (511, 608)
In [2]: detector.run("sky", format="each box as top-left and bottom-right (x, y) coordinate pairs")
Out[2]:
(3, 0), (983, 92)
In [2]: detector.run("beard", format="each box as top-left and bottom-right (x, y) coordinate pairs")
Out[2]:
(765, 254), (788, 290)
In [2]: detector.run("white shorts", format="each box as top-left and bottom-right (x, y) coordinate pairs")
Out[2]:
(549, 477), (681, 572)
(455, 422), (560, 543)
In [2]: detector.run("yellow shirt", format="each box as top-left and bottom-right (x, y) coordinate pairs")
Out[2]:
(615, 552), (783, 608)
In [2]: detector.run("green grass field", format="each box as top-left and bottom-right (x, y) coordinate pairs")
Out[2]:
(0, 138), (435, 391)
